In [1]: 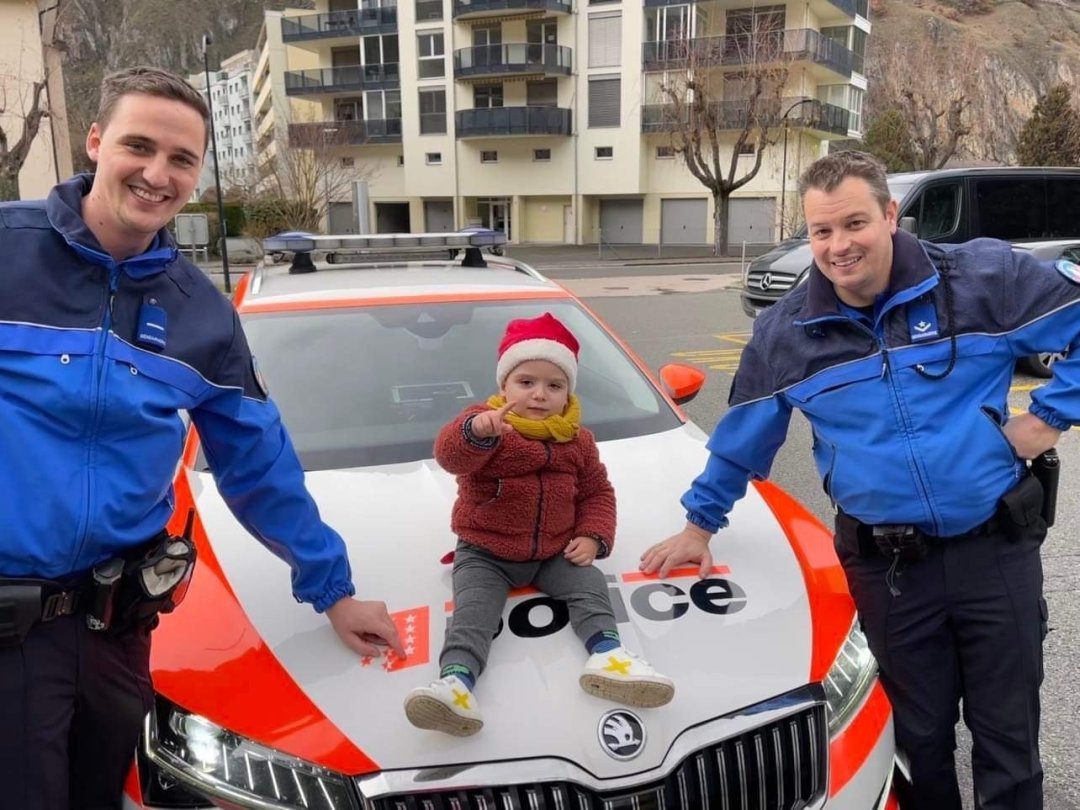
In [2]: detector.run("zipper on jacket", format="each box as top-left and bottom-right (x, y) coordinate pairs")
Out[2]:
(530, 444), (551, 559)
(875, 328), (941, 534)
(72, 265), (120, 570)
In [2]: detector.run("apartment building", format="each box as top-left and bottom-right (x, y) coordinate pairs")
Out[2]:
(278, 0), (868, 244)
(0, 0), (72, 199)
(189, 50), (258, 200)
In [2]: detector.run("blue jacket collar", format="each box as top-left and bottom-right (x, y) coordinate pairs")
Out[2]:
(797, 230), (939, 324)
(45, 174), (179, 280)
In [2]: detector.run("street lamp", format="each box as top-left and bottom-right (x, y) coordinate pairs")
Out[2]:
(202, 32), (232, 293)
(778, 97), (819, 242)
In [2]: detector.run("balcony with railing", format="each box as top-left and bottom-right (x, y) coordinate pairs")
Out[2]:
(281, 6), (398, 43)
(284, 64), (400, 95)
(641, 96), (851, 137)
(454, 43), (572, 79)
(455, 106), (571, 137)
(642, 29), (853, 78)
(288, 119), (403, 147)
(453, 0), (571, 21)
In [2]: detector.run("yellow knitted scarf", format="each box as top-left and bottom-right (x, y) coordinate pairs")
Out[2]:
(486, 394), (581, 443)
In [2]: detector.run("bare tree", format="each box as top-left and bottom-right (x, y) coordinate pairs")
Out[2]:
(248, 108), (379, 235)
(866, 20), (977, 170)
(648, 18), (796, 255)
(0, 0), (69, 201)
(0, 78), (50, 201)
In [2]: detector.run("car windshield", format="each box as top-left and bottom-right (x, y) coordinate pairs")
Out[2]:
(790, 177), (917, 239)
(226, 299), (680, 471)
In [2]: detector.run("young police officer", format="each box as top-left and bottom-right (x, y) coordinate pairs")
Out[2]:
(0, 68), (404, 810)
(642, 151), (1076, 810)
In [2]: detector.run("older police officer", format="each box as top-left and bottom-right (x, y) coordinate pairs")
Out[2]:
(0, 67), (404, 810)
(641, 150), (1076, 810)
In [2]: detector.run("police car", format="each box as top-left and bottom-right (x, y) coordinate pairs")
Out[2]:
(123, 232), (899, 809)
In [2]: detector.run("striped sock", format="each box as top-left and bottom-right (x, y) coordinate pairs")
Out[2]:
(441, 664), (476, 691)
(586, 630), (621, 655)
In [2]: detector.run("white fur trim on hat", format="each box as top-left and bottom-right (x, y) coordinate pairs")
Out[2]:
(496, 338), (578, 393)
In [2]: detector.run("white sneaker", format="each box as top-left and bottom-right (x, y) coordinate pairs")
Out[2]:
(404, 675), (484, 736)
(580, 647), (675, 708)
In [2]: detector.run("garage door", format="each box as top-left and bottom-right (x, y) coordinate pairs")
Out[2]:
(425, 200), (454, 232)
(599, 199), (643, 244)
(661, 199), (708, 244)
(728, 197), (776, 246)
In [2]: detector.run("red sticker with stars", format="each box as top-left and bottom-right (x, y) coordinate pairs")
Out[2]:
(361, 606), (431, 672)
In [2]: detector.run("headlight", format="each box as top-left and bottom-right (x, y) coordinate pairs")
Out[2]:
(143, 696), (359, 809)
(823, 618), (878, 736)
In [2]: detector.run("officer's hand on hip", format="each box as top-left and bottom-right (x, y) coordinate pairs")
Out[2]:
(639, 523), (714, 579)
(326, 597), (406, 658)
(1004, 412), (1062, 460)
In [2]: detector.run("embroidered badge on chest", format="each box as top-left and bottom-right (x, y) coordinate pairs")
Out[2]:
(136, 299), (167, 352)
(907, 297), (940, 342)
(1054, 259), (1080, 285)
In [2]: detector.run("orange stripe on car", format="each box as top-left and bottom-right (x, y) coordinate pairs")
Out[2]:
(751, 479), (854, 681)
(828, 681), (891, 797)
(621, 565), (730, 582)
(240, 289), (569, 314)
(154, 472), (379, 776)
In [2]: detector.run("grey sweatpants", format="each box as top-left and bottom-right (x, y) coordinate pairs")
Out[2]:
(440, 540), (617, 678)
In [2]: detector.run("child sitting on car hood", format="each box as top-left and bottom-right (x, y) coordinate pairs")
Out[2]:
(404, 312), (675, 737)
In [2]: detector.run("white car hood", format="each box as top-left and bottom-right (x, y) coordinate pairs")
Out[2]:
(189, 424), (815, 776)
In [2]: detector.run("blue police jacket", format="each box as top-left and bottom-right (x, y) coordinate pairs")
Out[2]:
(0, 175), (354, 612)
(684, 230), (1080, 538)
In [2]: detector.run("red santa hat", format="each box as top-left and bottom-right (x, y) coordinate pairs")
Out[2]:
(496, 312), (580, 393)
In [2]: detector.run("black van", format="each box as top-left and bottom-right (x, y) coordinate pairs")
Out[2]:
(740, 166), (1080, 373)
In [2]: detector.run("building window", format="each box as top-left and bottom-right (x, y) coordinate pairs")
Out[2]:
(737, 141), (755, 156)
(419, 88), (447, 134)
(341, 157), (355, 167)
(849, 86), (865, 134)
(397, 155), (405, 166)
(534, 148), (551, 161)
(481, 150), (498, 163)
(588, 12), (621, 68)
(588, 77), (621, 127)
(426, 152), (443, 165)
(656, 145), (674, 159)
(526, 79), (557, 107)
(474, 85), (504, 108)
(595, 146), (613, 159)
(851, 28), (867, 75)
(418, 32), (445, 79)
(416, 0), (442, 21)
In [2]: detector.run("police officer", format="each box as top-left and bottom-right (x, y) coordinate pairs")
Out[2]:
(0, 67), (404, 810)
(641, 151), (1075, 810)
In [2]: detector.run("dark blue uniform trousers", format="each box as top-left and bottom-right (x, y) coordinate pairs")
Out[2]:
(836, 516), (1046, 810)
(0, 615), (153, 810)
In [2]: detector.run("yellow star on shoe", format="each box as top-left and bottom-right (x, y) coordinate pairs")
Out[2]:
(603, 655), (632, 676)
(452, 689), (472, 710)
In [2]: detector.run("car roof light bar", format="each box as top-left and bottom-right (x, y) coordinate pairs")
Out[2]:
(262, 231), (508, 254)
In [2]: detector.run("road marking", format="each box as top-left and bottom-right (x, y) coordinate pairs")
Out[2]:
(562, 274), (741, 298)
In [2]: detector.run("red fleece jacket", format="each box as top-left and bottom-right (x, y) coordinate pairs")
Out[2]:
(434, 403), (617, 561)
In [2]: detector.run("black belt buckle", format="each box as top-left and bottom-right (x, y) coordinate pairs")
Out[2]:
(41, 589), (80, 622)
(871, 524), (927, 561)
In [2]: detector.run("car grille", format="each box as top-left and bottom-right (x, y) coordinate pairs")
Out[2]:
(366, 705), (827, 810)
(745, 268), (800, 295)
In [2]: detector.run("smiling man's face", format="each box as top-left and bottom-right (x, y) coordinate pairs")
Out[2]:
(803, 175), (899, 307)
(83, 92), (205, 260)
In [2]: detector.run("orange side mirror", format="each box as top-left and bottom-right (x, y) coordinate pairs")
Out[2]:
(659, 363), (706, 405)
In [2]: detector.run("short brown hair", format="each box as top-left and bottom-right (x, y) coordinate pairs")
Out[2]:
(797, 150), (892, 212)
(96, 67), (211, 150)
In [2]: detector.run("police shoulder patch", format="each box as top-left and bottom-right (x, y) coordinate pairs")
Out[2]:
(251, 355), (269, 397)
(1054, 259), (1080, 285)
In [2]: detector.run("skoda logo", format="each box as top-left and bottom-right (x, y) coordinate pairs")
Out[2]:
(598, 709), (646, 760)
(759, 272), (773, 290)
